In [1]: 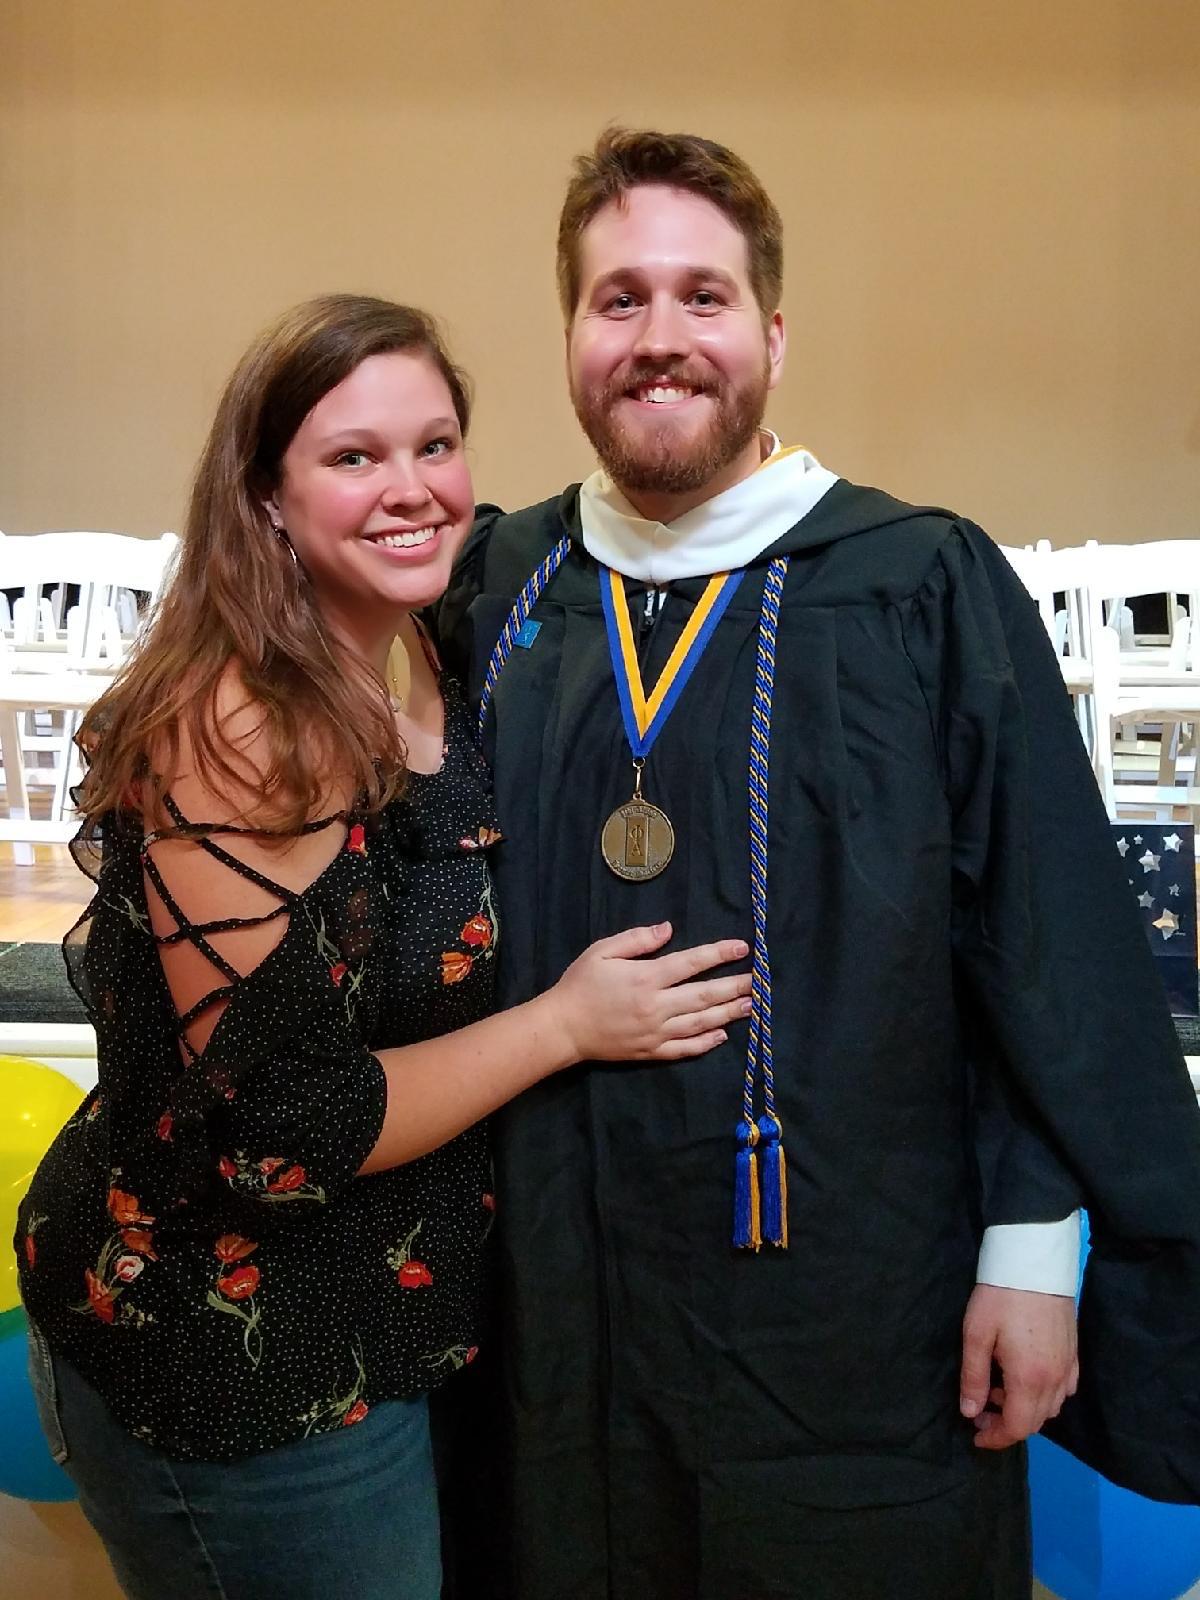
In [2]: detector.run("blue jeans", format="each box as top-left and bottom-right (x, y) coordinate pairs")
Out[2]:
(28, 1324), (443, 1600)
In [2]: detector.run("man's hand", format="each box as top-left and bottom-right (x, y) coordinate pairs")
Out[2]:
(959, 1284), (1078, 1450)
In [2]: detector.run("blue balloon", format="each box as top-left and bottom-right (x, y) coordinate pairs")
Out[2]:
(0, 1309), (76, 1503)
(1031, 1212), (1200, 1600)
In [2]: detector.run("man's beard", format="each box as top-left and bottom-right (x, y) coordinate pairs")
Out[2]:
(570, 359), (770, 502)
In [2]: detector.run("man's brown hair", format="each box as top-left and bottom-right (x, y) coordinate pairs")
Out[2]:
(556, 127), (783, 322)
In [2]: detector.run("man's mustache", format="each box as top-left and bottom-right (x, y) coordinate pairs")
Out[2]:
(606, 364), (717, 399)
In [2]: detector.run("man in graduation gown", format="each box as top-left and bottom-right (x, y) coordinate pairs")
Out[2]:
(437, 128), (1200, 1599)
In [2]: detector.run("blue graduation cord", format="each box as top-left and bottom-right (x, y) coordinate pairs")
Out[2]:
(736, 556), (790, 1249)
(477, 536), (571, 742)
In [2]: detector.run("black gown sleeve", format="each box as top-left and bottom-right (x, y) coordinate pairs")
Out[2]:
(906, 522), (1200, 1501)
(904, 522), (1098, 1228)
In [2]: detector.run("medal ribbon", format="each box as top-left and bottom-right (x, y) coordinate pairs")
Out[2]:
(598, 566), (745, 760)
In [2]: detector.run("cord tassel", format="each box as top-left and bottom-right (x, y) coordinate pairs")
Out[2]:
(733, 1118), (762, 1250)
(757, 1113), (788, 1248)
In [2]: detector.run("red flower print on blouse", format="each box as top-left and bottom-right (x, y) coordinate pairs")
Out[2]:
(346, 823), (367, 857)
(23, 1214), (47, 1270)
(259, 1157), (285, 1175)
(461, 916), (493, 950)
(214, 1234), (258, 1263)
(481, 1193), (496, 1212)
(107, 1188), (154, 1227)
(113, 1255), (144, 1284)
(343, 1399), (369, 1427)
(85, 1268), (117, 1324)
(266, 1166), (307, 1194)
(217, 1264), (261, 1302)
(397, 1261), (433, 1290)
(156, 1111), (173, 1142)
(218, 1156), (237, 1180)
(441, 951), (472, 985)
(329, 962), (348, 987)
(121, 1228), (157, 1259)
(466, 1346), (479, 1364)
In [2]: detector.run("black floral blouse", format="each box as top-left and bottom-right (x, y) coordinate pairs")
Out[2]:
(17, 676), (499, 1461)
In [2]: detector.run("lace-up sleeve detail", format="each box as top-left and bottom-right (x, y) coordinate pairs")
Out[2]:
(120, 792), (388, 1226)
(142, 795), (300, 1059)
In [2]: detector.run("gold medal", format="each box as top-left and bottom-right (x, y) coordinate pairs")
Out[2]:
(598, 565), (745, 882)
(601, 762), (675, 880)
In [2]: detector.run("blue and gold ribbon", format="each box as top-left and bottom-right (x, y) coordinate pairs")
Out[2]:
(598, 566), (745, 760)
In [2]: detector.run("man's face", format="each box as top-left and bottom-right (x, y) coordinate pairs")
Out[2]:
(567, 185), (785, 512)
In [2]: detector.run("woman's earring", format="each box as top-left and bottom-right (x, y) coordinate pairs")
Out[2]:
(272, 525), (299, 567)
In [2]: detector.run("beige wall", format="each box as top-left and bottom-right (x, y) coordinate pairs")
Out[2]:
(1, 0), (1197, 548)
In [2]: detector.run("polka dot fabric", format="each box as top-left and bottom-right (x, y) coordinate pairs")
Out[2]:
(17, 676), (498, 1461)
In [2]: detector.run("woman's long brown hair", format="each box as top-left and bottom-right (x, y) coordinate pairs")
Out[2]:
(75, 294), (472, 833)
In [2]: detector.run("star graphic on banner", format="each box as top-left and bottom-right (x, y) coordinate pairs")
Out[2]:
(1164, 832), (1184, 852)
(1153, 908), (1180, 940)
(1138, 892), (1155, 909)
(1134, 835), (1144, 844)
(1116, 836), (1130, 857)
(1139, 850), (1162, 873)
(1169, 883), (1181, 896)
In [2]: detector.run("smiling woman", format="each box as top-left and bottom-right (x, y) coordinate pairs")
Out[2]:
(264, 350), (475, 641)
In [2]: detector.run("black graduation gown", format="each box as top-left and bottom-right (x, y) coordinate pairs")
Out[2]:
(436, 480), (1200, 1600)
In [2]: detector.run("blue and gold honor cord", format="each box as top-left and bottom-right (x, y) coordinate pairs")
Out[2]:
(735, 556), (789, 1249)
(479, 543), (792, 1249)
(477, 536), (570, 740)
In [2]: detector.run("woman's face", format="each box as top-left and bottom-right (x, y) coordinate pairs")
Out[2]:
(267, 350), (473, 636)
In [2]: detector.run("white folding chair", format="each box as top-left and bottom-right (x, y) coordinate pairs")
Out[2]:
(0, 531), (177, 862)
(1087, 542), (1200, 821)
(0, 530), (177, 664)
(999, 539), (1111, 800)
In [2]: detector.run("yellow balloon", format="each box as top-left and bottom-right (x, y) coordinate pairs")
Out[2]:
(0, 1055), (85, 1315)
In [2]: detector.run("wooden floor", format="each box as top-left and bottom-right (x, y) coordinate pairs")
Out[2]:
(1, 772), (93, 942)
(0, 844), (90, 944)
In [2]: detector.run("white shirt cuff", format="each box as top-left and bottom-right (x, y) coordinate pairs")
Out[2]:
(976, 1212), (1081, 1296)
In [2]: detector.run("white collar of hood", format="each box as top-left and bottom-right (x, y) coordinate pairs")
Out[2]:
(578, 431), (840, 583)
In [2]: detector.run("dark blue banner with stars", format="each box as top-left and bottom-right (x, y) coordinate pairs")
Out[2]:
(1115, 823), (1198, 1016)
